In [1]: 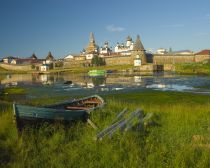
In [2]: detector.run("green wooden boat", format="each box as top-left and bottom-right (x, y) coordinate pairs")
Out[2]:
(13, 95), (104, 129)
(88, 70), (106, 76)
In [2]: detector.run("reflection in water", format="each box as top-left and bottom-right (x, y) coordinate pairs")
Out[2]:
(1, 72), (210, 96)
(92, 77), (106, 86)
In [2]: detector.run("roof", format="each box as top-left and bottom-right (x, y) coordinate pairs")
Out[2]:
(195, 50), (210, 55)
(126, 36), (132, 41)
(3, 56), (17, 59)
(171, 50), (193, 54)
(46, 52), (55, 60)
(133, 35), (145, 51)
(15, 59), (43, 64)
(29, 53), (38, 59)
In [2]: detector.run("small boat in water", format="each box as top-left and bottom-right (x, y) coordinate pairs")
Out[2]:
(13, 95), (104, 130)
(88, 70), (106, 76)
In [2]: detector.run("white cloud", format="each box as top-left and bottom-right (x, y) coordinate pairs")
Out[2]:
(207, 14), (210, 19)
(106, 25), (125, 32)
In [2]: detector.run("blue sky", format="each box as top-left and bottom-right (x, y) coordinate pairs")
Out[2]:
(0, 0), (210, 59)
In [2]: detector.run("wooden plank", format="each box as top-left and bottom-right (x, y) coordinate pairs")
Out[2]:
(65, 106), (89, 110)
(108, 109), (142, 136)
(87, 119), (98, 130)
(142, 112), (153, 123)
(111, 108), (128, 124)
(123, 112), (144, 131)
(97, 109), (142, 140)
(96, 119), (125, 140)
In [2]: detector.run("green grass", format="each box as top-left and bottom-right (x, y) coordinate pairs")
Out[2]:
(54, 64), (133, 74)
(1, 64), (133, 74)
(0, 66), (8, 74)
(1, 91), (210, 167)
(3, 87), (26, 94)
(0, 87), (28, 103)
(175, 62), (210, 75)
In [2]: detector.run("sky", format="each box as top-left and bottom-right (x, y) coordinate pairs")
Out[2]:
(0, 0), (210, 59)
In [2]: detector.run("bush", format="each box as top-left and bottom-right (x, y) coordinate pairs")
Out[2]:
(91, 55), (106, 66)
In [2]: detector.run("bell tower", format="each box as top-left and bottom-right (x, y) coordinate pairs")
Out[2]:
(86, 32), (98, 54)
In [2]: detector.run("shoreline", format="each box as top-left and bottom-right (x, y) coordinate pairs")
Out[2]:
(2, 63), (210, 75)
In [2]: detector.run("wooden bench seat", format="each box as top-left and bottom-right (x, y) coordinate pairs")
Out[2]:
(84, 101), (101, 104)
(65, 106), (89, 110)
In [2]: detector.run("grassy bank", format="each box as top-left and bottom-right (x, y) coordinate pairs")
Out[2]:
(1, 91), (210, 167)
(175, 62), (210, 75)
(0, 64), (133, 75)
(44, 64), (133, 74)
(0, 66), (8, 74)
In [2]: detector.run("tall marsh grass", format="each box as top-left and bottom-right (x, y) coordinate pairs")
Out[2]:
(1, 91), (210, 167)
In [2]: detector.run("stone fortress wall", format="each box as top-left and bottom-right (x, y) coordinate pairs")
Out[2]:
(153, 54), (195, 64)
(1, 53), (210, 70)
(0, 62), (42, 71)
(62, 53), (210, 68)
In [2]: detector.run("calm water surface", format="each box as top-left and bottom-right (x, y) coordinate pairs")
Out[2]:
(1, 72), (210, 100)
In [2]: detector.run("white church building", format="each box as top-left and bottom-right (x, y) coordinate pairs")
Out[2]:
(114, 36), (134, 55)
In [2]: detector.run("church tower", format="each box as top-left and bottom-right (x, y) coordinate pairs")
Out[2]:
(86, 32), (98, 54)
(131, 35), (147, 65)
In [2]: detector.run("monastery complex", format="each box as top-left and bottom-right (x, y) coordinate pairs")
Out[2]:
(63, 32), (210, 71)
(1, 32), (210, 71)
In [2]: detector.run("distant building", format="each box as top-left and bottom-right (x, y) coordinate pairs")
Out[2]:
(64, 54), (75, 60)
(195, 50), (210, 55)
(2, 54), (42, 65)
(40, 64), (49, 72)
(45, 51), (55, 64)
(131, 35), (147, 65)
(2, 56), (17, 64)
(195, 50), (210, 62)
(30, 53), (38, 60)
(74, 55), (86, 61)
(114, 36), (134, 55)
(100, 41), (112, 55)
(171, 50), (194, 55)
(156, 48), (167, 55)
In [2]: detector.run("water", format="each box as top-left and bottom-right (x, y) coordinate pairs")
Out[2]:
(1, 72), (210, 100)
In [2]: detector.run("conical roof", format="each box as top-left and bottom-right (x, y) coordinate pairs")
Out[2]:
(46, 51), (54, 60)
(126, 35), (132, 41)
(30, 53), (37, 59)
(90, 32), (95, 43)
(86, 32), (99, 53)
(133, 35), (145, 51)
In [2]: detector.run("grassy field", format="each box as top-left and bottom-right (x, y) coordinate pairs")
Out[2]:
(175, 62), (210, 75)
(1, 91), (210, 167)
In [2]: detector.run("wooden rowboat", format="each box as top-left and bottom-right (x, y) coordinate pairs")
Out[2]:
(13, 95), (104, 130)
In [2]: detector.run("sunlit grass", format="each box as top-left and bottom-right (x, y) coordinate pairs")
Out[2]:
(175, 62), (210, 75)
(1, 91), (210, 167)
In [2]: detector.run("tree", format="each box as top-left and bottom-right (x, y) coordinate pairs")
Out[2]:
(31, 64), (36, 69)
(55, 61), (63, 67)
(91, 55), (105, 66)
